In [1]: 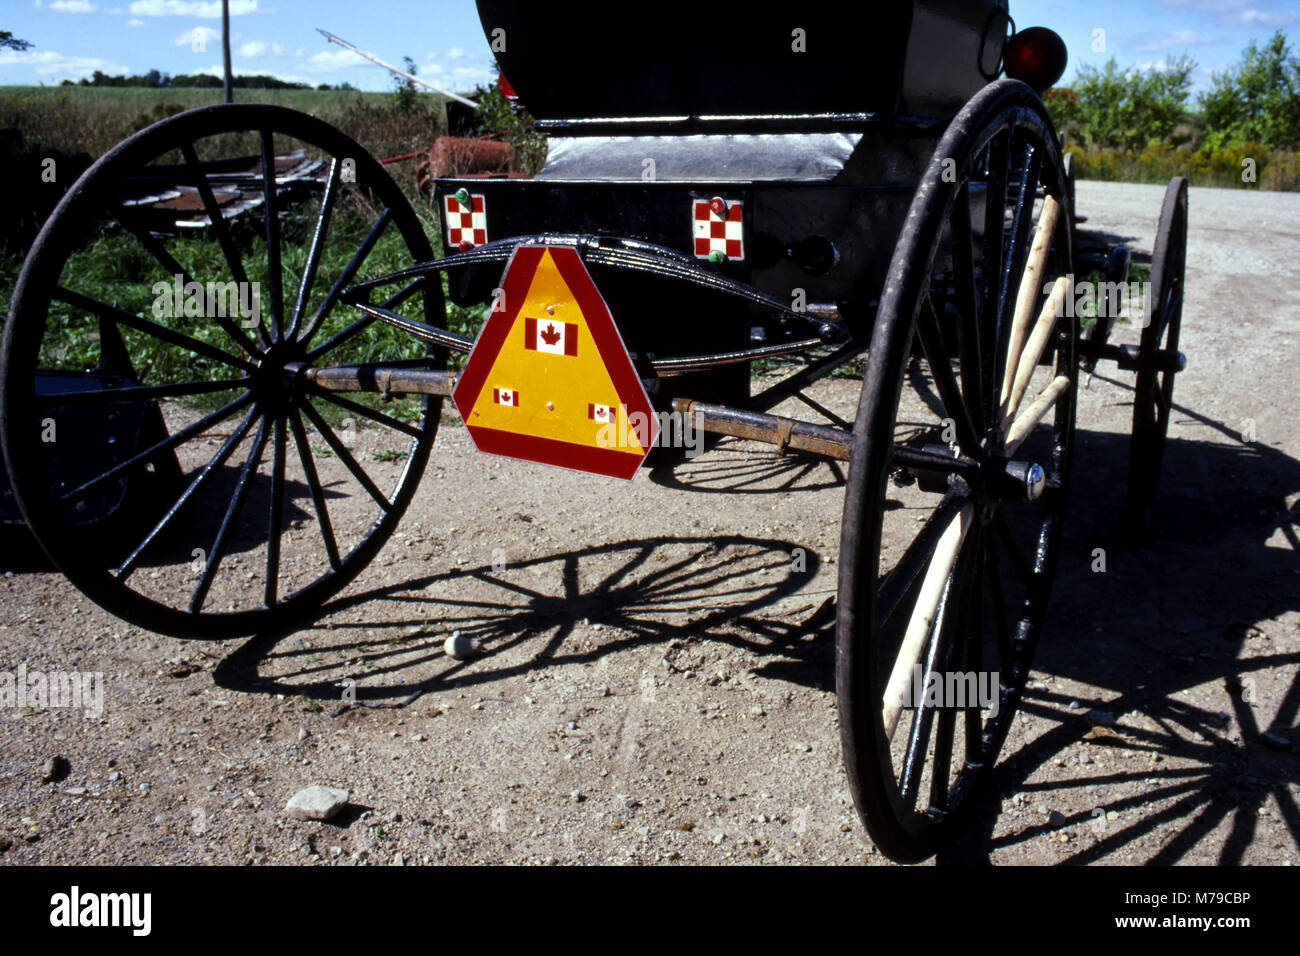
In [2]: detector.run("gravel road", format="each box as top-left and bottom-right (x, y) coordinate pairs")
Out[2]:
(1, 180), (1296, 866)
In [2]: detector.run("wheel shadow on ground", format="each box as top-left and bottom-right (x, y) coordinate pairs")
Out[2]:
(212, 534), (838, 704)
(941, 392), (1300, 864)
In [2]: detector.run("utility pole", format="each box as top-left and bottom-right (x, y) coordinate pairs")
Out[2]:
(222, 0), (233, 103)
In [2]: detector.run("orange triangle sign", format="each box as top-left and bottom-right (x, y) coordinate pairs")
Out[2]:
(453, 245), (659, 479)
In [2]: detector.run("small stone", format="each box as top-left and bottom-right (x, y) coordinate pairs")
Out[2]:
(1261, 732), (1292, 751)
(444, 632), (483, 661)
(329, 845), (342, 858)
(1048, 810), (1067, 827)
(570, 790), (585, 803)
(567, 721), (578, 731)
(108, 771), (122, 782)
(1067, 700), (1080, 710)
(0, 834), (11, 853)
(298, 726), (310, 743)
(286, 785), (350, 821)
(42, 756), (71, 784)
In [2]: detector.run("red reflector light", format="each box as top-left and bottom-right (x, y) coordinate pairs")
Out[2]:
(498, 70), (517, 101)
(1003, 27), (1068, 92)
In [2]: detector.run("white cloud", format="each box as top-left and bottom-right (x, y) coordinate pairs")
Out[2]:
(50, 0), (97, 11)
(129, 0), (257, 16)
(448, 47), (464, 59)
(171, 26), (218, 46)
(305, 49), (367, 72)
(1223, 9), (1298, 26)
(127, 17), (144, 25)
(238, 40), (287, 57)
(1131, 29), (1215, 53)
(0, 48), (129, 78)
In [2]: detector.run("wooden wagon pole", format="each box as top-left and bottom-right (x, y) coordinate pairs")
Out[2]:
(315, 28), (478, 110)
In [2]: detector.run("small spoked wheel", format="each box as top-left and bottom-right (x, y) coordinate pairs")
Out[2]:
(1126, 176), (1187, 530)
(1, 104), (443, 638)
(837, 80), (1077, 862)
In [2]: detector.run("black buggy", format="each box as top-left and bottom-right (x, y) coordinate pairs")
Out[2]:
(1, 1), (1188, 861)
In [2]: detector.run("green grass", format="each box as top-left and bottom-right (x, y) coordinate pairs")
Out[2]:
(0, 86), (450, 163)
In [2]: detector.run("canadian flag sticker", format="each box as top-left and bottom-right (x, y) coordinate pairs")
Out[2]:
(524, 317), (578, 356)
(493, 387), (519, 407)
(588, 402), (618, 423)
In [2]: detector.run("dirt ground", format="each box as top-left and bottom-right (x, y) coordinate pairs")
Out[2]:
(0, 180), (1296, 866)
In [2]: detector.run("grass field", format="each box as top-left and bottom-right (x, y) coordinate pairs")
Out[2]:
(0, 86), (450, 163)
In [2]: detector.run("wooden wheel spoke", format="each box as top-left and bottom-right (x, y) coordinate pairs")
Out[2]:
(115, 404), (260, 581)
(288, 410), (341, 571)
(107, 201), (261, 357)
(1005, 374), (1070, 455)
(299, 401), (392, 511)
(1001, 275), (1069, 428)
(917, 296), (981, 456)
(264, 414), (287, 607)
(992, 511), (1036, 589)
(311, 389), (423, 439)
(878, 488), (968, 624)
(287, 158), (341, 341)
(190, 414), (270, 614)
(297, 208), (392, 346)
(178, 141), (252, 291)
(59, 393), (253, 503)
(259, 130), (286, 341)
(54, 287), (255, 373)
(993, 142), (1042, 387)
(882, 503), (975, 740)
(951, 186), (985, 434)
(899, 571), (958, 805)
(38, 377), (248, 405)
(999, 194), (1062, 417)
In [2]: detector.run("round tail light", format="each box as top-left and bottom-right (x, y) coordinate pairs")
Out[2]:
(1003, 27), (1068, 92)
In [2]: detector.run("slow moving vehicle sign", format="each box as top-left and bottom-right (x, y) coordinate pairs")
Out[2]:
(452, 245), (659, 479)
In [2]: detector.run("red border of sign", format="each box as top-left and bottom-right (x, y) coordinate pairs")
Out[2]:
(452, 245), (659, 480)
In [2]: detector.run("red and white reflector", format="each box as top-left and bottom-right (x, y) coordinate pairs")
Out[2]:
(693, 198), (743, 261)
(444, 192), (487, 249)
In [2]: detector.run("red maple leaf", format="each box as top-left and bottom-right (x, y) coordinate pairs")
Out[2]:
(540, 322), (562, 346)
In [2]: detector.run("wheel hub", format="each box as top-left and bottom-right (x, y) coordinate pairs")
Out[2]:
(252, 340), (308, 412)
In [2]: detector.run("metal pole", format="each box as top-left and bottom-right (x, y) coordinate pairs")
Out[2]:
(315, 28), (477, 108)
(222, 0), (232, 103)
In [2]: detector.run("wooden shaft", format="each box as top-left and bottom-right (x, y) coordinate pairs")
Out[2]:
(881, 502), (975, 740)
(999, 195), (1061, 410)
(1004, 375), (1071, 456)
(1002, 275), (1069, 429)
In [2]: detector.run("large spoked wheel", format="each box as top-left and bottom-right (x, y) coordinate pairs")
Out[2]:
(1126, 176), (1187, 530)
(836, 80), (1077, 862)
(1, 104), (443, 638)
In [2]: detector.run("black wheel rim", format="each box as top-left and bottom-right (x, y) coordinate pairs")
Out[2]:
(1127, 177), (1187, 528)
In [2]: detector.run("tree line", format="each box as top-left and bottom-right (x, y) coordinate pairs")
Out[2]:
(1048, 30), (1300, 151)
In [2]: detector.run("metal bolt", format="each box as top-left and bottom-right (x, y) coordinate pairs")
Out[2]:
(546, 401), (554, 411)
(1025, 463), (1046, 501)
(546, 305), (555, 315)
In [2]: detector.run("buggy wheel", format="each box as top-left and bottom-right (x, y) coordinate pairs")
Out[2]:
(836, 80), (1077, 862)
(1, 104), (444, 638)
(1126, 177), (1187, 531)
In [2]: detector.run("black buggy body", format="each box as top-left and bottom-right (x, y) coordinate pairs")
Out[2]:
(436, 2), (1011, 407)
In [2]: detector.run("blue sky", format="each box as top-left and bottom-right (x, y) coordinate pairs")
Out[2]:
(1, 1), (1297, 95)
